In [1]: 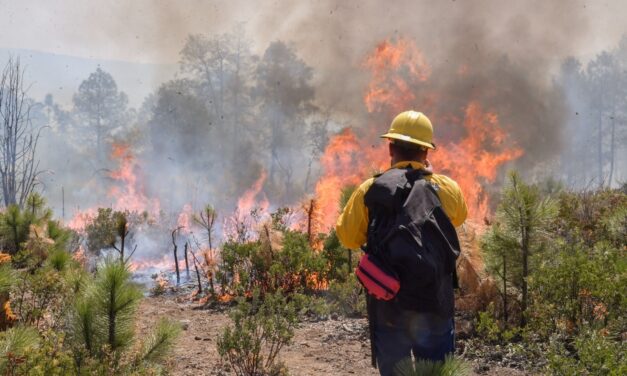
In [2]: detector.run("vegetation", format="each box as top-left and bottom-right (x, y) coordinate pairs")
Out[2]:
(217, 291), (297, 376)
(481, 171), (558, 326)
(394, 355), (470, 376)
(0, 198), (179, 375)
(479, 174), (626, 374)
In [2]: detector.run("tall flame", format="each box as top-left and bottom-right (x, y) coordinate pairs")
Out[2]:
(177, 203), (193, 234)
(313, 128), (388, 232)
(314, 37), (523, 231)
(364, 39), (431, 114)
(67, 143), (161, 231)
(236, 169), (270, 216)
(108, 143), (161, 216)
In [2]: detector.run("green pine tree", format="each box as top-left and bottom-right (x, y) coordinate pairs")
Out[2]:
(481, 171), (557, 326)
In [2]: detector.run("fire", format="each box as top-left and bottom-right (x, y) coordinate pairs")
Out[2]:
(216, 293), (234, 303)
(314, 37), (523, 231)
(434, 102), (523, 220)
(236, 170), (269, 216)
(225, 169), (271, 240)
(66, 208), (97, 232)
(313, 128), (388, 232)
(128, 254), (172, 272)
(107, 143), (160, 216)
(67, 143), (161, 231)
(364, 39), (431, 114)
(177, 203), (193, 233)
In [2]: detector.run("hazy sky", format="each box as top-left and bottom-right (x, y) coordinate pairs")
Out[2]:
(2, 0), (625, 64)
(1, 0), (626, 109)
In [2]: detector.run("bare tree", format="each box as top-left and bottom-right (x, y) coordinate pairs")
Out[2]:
(0, 57), (43, 208)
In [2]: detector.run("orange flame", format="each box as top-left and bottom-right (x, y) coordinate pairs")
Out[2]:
(236, 170), (269, 215)
(67, 143), (161, 231)
(434, 102), (523, 220)
(108, 143), (160, 216)
(313, 128), (388, 232)
(314, 37), (523, 231)
(177, 203), (193, 234)
(364, 39), (431, 114)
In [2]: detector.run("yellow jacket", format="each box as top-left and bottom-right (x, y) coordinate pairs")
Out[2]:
(336, 161), (468, 249)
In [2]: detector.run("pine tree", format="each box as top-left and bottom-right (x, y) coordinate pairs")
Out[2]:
(481, 171), (557, 326)
(72, 258), (180, 372)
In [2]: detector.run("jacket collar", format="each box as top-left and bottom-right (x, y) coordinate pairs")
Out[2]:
(390, 160), (426, 170)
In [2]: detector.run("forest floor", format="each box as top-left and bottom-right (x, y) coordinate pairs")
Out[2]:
(137, 289), (539, 376)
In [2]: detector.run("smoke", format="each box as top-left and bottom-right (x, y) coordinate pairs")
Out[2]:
(12, 1), (627, 261)
(244, 1), (588, 164)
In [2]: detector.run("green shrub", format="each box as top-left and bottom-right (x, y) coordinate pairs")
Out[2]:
(327, 274), (365, 317)
(547, 329), (627, 375)
(322, 230), (354, 282)
(530, 241), (625, 337)
(475, 311), (501, 343)
(217, 290), (297, 376)
(0, 326), (40, 373)
(2, 329), (74, 376)
(12, 266), (70, 328)
(394, 355), (470, 376)
(479, 185), (626, 371)
(47, 249), (72, 272)
(219, 230), (327, 296)
(70, 258), (179, 373)
(0, 194), (52, 257)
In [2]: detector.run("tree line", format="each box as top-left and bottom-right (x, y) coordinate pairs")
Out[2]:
(1, 31), (626, 215)
(556, 36), (627, 188)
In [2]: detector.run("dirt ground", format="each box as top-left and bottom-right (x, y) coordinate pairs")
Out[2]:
(137, 295), (535, 376)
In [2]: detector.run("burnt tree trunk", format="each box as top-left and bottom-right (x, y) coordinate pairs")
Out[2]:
(184, 242), (190, 279)
(520, 222), (529, 327)
(203, 251), (216, 294)
(173, 244), (179, 285)
(503, 254), (508, 326)
(193, 258), (202, 294)
(119, 230), (125, 263)
(597, 110), (604, 187)
(608, 112), (616, 186)
(172, 229), (180, 285)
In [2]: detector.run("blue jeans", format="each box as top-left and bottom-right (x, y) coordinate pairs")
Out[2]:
(373, 305), (455, 376)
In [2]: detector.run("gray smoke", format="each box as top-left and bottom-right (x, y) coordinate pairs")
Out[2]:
(12, 1), (627, 259)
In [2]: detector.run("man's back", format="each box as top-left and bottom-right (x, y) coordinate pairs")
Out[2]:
(336, 160), (467, 250)
(335, 160), (467, 375)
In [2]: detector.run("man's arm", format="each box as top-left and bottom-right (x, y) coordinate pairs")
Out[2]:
(335, 178), (374, 249)
(430, 174), (468, 227)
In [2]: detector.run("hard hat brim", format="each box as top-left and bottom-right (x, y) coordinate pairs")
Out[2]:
(380, 133), (435, 149)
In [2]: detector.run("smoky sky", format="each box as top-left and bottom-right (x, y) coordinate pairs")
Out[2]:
(6, 0), (627, 214)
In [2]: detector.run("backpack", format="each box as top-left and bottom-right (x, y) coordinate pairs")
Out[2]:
(358, 166), (461, 317)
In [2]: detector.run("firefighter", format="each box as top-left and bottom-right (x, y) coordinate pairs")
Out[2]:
(336, 110), (468, 375)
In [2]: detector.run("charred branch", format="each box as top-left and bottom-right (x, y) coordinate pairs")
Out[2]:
(184, 241), (190, 278)
(171, 227), (182, 285)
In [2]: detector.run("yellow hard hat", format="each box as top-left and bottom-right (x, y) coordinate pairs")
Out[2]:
(381, 111), (435, 149)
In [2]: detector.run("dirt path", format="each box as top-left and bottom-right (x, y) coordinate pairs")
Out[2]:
(137, 295), (534, 375)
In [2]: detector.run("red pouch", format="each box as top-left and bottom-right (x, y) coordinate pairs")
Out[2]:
(355, 253), (400, 301)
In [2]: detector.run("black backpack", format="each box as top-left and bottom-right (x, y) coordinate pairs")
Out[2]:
(363, 166), (461, 317)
